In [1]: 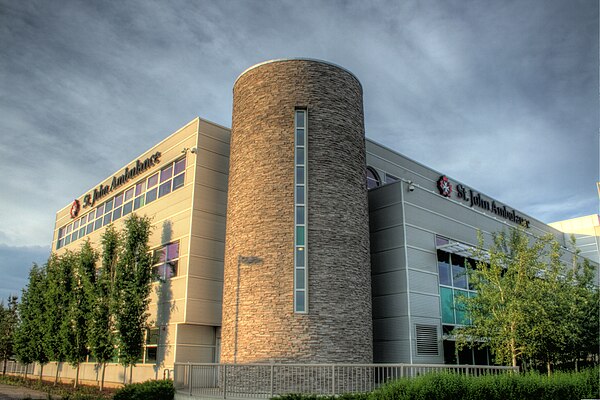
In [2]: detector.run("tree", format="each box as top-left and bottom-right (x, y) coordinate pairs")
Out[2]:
(0, 295), (18, 375)
(455, 227), (598, 372)
(14, 263), (49, 380)
(114, 215), (154, 383)
(44, 253), (69, 385)
(89, 225), (120, 391)
(62, 241), (98, 388)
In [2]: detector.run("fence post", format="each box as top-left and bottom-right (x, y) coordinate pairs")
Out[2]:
(270, 364), (274, 398)
(223, 364), (227, 399)
(188, 363), (192, 396)
(331, 365), (335, 396)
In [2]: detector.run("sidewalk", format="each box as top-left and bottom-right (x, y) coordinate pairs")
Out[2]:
(0, 383), (58, 399)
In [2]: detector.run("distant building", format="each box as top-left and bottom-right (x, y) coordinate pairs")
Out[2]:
(49, 59), (597, 383)
(549, 214), (600, 264)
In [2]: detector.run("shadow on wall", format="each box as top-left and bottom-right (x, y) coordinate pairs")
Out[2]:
(154, 220), (177, 376)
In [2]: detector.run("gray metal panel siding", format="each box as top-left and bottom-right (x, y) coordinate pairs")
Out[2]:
(373, 316), (409, 341)
(374, 341), (411, 363)
(410, 293), (440, 318)
(372, 294), (408, 318)
(406, 247), (438, 274)
(372, 270), (407, 296)
(371, 248), (405, 275)
(408, 269), (438, 294)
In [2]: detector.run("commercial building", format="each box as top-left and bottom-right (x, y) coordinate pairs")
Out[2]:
(50, 59), (597, 382)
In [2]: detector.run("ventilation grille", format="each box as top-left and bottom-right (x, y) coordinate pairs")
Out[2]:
(416, 324), (439, 356)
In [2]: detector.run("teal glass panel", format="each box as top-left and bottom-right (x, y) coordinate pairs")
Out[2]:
(455, 290), (470, 325)
(440, 287), (455, 324)
(296, 226), (305, 246)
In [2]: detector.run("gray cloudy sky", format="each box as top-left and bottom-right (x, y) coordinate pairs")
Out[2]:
(0, 0), (598, 299)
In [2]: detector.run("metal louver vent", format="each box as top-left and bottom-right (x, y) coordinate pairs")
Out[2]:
(416, 324), (439, 356)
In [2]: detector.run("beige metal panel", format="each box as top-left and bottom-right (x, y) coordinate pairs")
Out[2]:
(197, 130), (231, 157)
(175, 345), (215, 363)
(189, 235), (225, 261)
(193, 187), (227, 217)
(188, 255), (224, 281)
(186, 276), (223, 302)
(185, 298), (222, 325)
(194, 167), (229, 193)
(148, 278), (187, 304)
(148, 299), (185, 323)
(196, 149), (229, 175)
(198, 118), (231, 145)
(177, 324), (216, 345)
(191, 212), (226, 241)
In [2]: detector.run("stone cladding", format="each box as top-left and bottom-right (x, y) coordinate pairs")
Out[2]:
(221, 59), (372, 363)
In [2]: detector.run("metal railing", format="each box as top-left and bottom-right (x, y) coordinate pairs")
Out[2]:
(173, 363), (519, 398)
(3, 360), (35, 376)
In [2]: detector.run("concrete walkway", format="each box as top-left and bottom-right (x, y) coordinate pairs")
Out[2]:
(0, 383), (58, 399)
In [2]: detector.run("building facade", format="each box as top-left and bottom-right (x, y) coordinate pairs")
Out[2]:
(50, 59), (597, 382)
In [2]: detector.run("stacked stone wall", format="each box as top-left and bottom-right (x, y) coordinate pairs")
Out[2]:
(222, 59), (372, 364)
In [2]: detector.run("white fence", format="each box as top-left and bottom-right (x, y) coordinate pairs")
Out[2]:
(173, 363), (519, 398)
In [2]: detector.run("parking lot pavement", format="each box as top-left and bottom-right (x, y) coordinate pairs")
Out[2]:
(0, 383), (55, 399)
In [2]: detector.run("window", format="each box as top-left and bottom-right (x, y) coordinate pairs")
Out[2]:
(55, 157), (186, 250)
(437, 241), (475, 327)
(366, 167), (380, 189)
(144, 327), (159, 363)
(294, 109), (307, 313)
(152, 242), (179, 280)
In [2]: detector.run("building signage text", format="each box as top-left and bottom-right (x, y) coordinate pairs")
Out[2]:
(82, 151), (161, 208)
(437, 175), (531, 228)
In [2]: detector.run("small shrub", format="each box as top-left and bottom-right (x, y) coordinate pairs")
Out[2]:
(113, 379), (174, 400)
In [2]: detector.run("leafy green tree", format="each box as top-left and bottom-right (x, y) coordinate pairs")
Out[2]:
(0, 295), (18, 375)
(14, 263), (49, 380)
(63, 241), (98, 388)
(114, 215), (154, 383)
(44, 253), (69, 385)
(455, 227), (598, 372)
(89, 225), (120, 391)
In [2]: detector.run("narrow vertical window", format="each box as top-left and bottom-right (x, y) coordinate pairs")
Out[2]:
(294, 110), (307, 313)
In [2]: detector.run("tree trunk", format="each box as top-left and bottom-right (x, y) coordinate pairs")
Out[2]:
(575, 358), (579, 372)
(39, 364), (43, 382)
(129, 364), (133, 384)
(74, 364), (80, 389)
(2, 358), (6, 375)
(24, 364), (28, 380)
(546, 360), (551, 376)
(54, 362), (60, 386)
(100, 363), (106, 391)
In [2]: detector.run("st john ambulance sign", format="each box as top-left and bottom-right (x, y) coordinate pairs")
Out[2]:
(437, 175), (531, 228)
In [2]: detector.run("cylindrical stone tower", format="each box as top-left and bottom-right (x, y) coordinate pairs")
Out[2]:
(221, 59), (372, 363)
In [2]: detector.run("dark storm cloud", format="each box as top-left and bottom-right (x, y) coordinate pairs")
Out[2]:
(0, 0), (597, 295)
